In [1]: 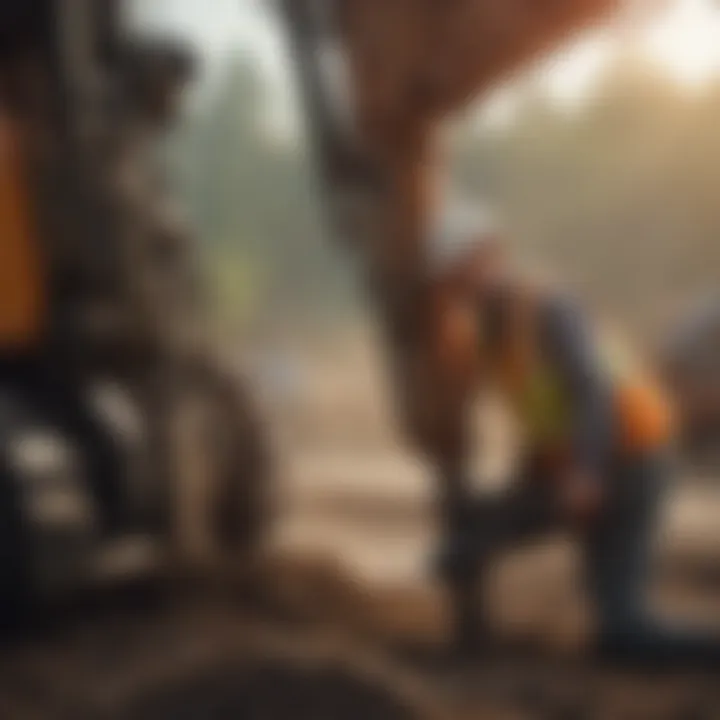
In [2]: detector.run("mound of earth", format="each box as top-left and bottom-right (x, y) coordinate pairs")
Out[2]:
(115, 657), (435, 720)
(4, 551), (720, 719)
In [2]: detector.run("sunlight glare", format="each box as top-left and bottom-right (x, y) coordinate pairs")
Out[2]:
(642, 0), (720, 88)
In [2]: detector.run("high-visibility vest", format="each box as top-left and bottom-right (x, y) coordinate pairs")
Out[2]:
(601, 329), (675, 452)
(0, 113), (46, 351)
(486, 291), (674, 455)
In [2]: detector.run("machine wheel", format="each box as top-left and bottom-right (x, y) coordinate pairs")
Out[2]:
(212, 373), (273, 557)
(182, 359), (274, 564)
(0, 443), (33, 634)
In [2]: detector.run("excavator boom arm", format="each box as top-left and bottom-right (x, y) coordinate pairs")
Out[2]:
(281, 0), (622, 458)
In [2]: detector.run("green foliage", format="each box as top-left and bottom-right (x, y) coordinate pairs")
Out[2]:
(172, 58), (356, 334)
(170, 52), (720, 340)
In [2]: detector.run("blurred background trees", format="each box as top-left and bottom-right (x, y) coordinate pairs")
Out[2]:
(168, 58), (359, 342)
(452, 53), (720, 337)
(162, 47), (720, 345)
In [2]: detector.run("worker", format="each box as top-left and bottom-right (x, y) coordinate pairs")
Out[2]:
(0, 19), (127, 543)
(429, 204), (720, 669)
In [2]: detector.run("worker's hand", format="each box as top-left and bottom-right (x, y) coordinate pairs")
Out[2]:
(557, 471), (604, 528)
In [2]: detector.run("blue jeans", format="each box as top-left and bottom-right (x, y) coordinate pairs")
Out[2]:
(587, 450), (720, 668)
(451, 449), (720, 669)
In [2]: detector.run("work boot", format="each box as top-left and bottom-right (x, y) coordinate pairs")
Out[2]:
(433, 536), (490, 658)
(448, 575), (487, 658)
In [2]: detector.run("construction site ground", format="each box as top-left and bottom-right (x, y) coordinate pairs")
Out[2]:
(3, 442), (720, 719)
(4, 343), (720, 720)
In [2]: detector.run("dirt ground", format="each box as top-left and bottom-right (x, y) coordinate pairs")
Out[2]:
(5, 347), (720, 719)
(269, 448), (720, 719)
(4, 444), (720, 720)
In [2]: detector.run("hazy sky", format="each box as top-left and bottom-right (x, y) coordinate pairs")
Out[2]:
(129, 0), (720, 133)
(129, 0), (285, 82)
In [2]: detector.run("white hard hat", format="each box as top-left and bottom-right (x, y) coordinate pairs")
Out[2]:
(426, 200), (500, 278)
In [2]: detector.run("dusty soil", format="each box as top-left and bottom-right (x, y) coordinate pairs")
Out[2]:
(3, 548), (720, 720)
(4, 449), (720, 720)
(5, 345), (720, 719)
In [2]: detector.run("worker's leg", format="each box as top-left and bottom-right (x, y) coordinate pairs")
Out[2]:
(585, 450), (720, 669)
(436, 457), (560, 650)
(438, 455), (560, 572)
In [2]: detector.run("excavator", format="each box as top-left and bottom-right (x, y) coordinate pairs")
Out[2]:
(1, 0), (710, 649)
(0, 0), (271, 627)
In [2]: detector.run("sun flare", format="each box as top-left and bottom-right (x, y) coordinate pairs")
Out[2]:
(643, 0), (720, 88)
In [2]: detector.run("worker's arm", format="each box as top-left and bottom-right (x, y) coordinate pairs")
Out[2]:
(540, 294), (615, 485)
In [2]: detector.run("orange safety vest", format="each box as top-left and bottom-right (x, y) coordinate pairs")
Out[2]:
(602, 330), (675, 452)
(485, 287), (674, 456)
(0, 112), (46, 351)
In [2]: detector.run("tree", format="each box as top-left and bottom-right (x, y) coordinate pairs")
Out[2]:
(171, 58), (358, 336)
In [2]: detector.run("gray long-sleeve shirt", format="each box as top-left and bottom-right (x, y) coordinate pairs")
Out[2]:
(482, 283), (615, 478)
(538, 293), (615, 478)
